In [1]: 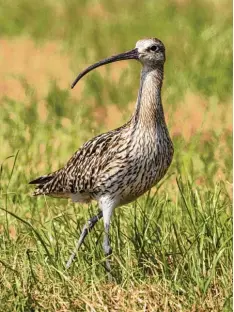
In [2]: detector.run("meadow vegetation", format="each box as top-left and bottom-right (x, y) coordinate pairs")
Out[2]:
(0, 0), (232, 311)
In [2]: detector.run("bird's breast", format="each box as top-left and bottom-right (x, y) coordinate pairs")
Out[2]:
(94, 128), (173, 205)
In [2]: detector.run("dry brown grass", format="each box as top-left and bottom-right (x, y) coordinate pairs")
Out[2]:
(0, 37), (71, 102)
(8, 277), (227, 312)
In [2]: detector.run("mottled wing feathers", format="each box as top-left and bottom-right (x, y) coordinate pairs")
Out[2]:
(30, 123), (129, 197)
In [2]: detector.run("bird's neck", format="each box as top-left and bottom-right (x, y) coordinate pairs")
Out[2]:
(132, 65), (166, 130)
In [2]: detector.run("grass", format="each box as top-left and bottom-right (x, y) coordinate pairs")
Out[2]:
(0, 0), (232, 311)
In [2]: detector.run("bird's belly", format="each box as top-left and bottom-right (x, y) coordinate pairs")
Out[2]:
(70, 192), (92, 203)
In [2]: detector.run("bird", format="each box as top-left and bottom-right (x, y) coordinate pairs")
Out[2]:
(29, 38), (174, 275)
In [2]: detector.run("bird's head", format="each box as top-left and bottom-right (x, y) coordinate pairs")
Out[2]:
(135, 38), (165, 67)
(71, 37), (165, 89)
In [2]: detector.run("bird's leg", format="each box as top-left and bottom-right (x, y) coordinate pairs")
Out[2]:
(66, 210), (103, 269)
(102, 203), (114, 281)
(103, 223), (112, 273)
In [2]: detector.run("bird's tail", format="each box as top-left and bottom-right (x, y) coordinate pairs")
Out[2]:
(29, 174), (54, 185)
(29, 172), (56, 196)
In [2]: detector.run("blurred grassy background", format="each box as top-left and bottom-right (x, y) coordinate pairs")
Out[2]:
(0, 0), (232, 311)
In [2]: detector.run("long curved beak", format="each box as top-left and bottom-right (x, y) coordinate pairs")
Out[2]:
(71, 48), (139, 89)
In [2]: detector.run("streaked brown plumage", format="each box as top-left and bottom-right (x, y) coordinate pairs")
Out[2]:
(30, 38), (174, 273)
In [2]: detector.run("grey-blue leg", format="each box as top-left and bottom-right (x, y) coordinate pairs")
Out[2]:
(100, 198), (115, 279)
(103, 222), (112, 274)
(66, 211), (103, 269)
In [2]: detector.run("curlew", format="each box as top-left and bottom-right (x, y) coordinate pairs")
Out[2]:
(29, 38), (174, 274)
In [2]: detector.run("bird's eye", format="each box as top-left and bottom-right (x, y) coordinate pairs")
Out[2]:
(150, 45), (159, 52)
